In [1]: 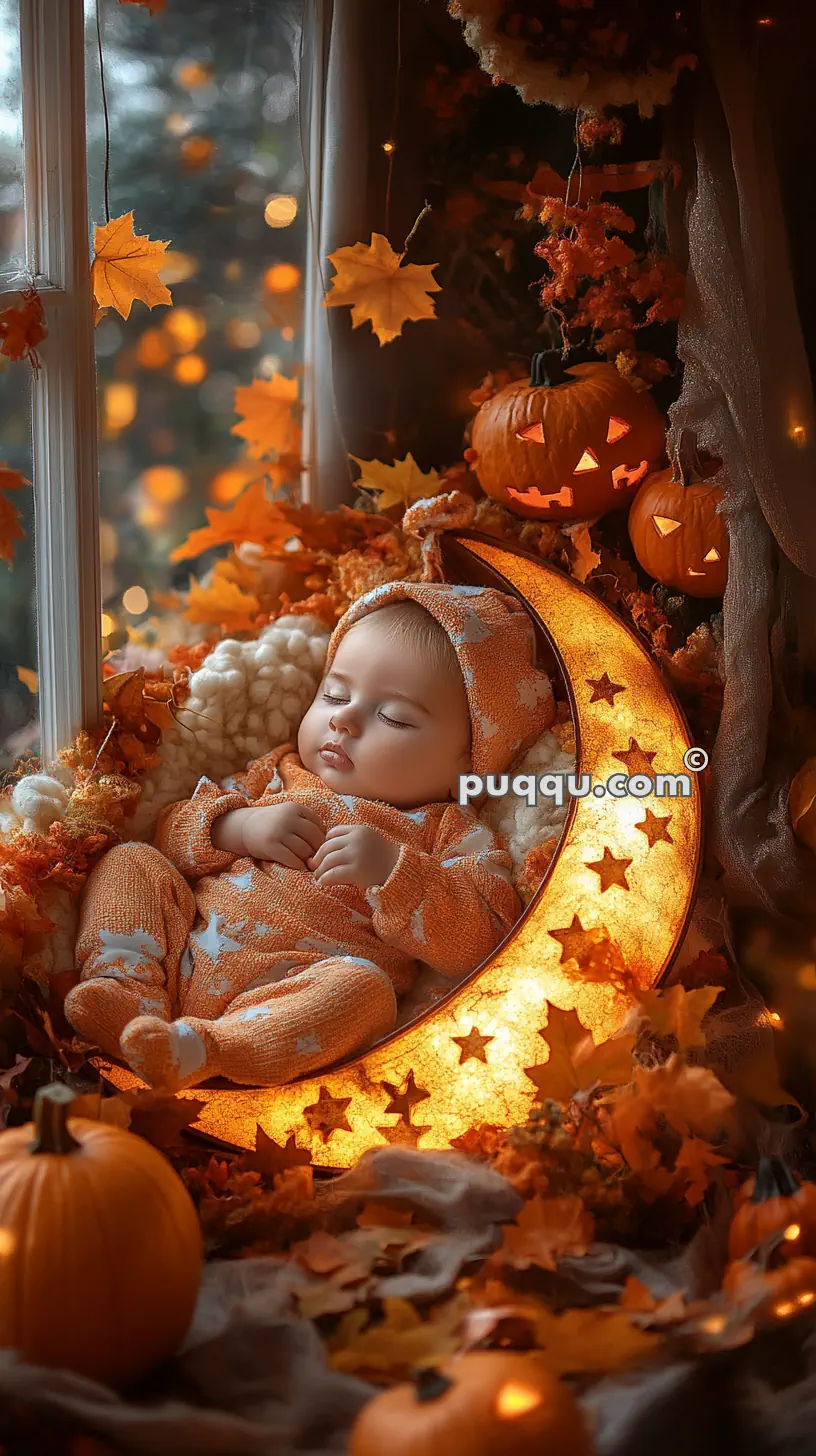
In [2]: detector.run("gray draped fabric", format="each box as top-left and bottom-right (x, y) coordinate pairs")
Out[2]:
(666, 0), (816, 920)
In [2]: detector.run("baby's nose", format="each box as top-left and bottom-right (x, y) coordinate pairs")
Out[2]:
(329, 703), (360, 735)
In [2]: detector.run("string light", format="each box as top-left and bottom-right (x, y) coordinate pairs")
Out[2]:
(382, 139), (396, 154)
(768, 1010), (783, 1027)
(784, 1222), (801, 1242)
(774, 1300), (796, 1319)
(699, 1314), (726, 1336)
(495, 1382), (543, 1419)
(797, 1291), (815, 1308)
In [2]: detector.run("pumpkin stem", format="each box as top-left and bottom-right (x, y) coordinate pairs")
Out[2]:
(412, 1366), (455, 1403)
(754, 1156), (799, 1202)
(530, 350), (570, 388)
(31, 1083), (81, 1156)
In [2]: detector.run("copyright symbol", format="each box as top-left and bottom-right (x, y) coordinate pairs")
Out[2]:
(683, 747), (709, 772)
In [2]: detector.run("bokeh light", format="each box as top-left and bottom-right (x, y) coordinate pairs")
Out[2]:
(173, 353), (207, 384)
(136, 328), (173, 369)
(103, 382), (138, 434)
(141, 467), (188, 504)
(174, 59), (213, 89)
(122, 586), (149, 615)
(180, 135), (215, 169)
(164, 308), (207, 353)
(263, 193), (298, 227)
(225, 318), (262, 349)
(264, 262), (300, 293)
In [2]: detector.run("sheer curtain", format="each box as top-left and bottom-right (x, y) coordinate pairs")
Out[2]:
(667, 0), (816, 919)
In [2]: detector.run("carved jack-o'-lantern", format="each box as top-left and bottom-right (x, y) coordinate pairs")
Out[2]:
(470, 352), (666, 523)
(627, 467), (729, 598)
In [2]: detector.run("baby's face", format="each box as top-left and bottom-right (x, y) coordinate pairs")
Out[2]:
(298, 615), (472, 809)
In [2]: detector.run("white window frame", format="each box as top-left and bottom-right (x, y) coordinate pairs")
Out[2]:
(2, 0), (328, 766)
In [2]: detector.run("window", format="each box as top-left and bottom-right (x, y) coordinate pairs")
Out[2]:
(0, 0), (320, 774)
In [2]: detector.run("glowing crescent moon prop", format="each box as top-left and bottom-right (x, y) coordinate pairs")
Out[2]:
(103, 534), (702, 1166)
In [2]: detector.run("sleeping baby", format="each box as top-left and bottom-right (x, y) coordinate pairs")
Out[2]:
(64, 580), (554, 1091)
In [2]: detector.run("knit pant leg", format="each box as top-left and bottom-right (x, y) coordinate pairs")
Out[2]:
(64, 841), (196, 1057)
(118, 955), (398, 1091)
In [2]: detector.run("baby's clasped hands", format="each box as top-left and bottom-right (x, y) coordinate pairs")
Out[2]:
(309, 824), (400, 889)
(239, 801), (325, 869)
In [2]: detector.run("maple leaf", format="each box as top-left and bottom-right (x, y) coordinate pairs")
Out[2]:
(119, 0), (166, 10)
(525, 1004), (636, 1103)
(0, 288), (47, 375)
(183, 575), (261, 633)
(607, 1056), (735, 1174)
(122, 1087), (205, 1148)
(16, 666), (37, 694)
(529, 1303), (660, 1375)
(501, 1193), (595, 1271)
(70, 1090), (132, 1129)
(563, 523), (601, 583)
(329, 1296), (465, 1383)
(0, 463), (30, 567)
(619, 1277), (689, 1325)
(673, 1135), (728, 1206)
(351, 453), (443, 513)
(634, 984), (723, 1051)
(247, 1125), (311, 1180)
(92, 212), (172, 320)
(169, 479), (292, 561)
(231, 375), (302, 461)
(324, 232), (441, 346)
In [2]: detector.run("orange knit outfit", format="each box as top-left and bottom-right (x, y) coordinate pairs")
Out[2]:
(65, 581), (554, 1091)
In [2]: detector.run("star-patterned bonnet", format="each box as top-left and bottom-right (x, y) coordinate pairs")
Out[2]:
(324, 579), (555, 777)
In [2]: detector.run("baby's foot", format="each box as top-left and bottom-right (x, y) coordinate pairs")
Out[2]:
(64, 978), (170, 1059)
(119, 1015), (212, 1092)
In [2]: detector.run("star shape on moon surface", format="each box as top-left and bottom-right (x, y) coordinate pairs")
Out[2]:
(584, 847), (632, 892)
(451, 1026), (494, 1065)
(635, 808), (674, 847)
(303, 1086), (353, 1143)
(586, 672), (626, 707)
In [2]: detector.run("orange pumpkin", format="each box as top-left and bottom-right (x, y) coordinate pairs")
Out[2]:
(0, 1083), (203, 1387)
(470, 352), (666, 523)
(728, 1157), (816, 1262)
(627, 467), (729, 597)
(349, 1351), (594, 1456)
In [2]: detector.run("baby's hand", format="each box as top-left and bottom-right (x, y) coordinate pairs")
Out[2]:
(241, 802), (325, 870)
(309, 824), (400, 889)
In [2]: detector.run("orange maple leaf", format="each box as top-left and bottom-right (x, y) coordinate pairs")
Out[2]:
(102, 667), (188, 741)
(119, 0), (166, 10)
(169, 479), (294, 562)
(0, 287), (48, 375)
(92, 212), (173, 320)
(501, 1193), (595, 1271)
(525, 1004), (636, 1104)
(183, 574), (261, 633)
(324, 232), (441, 346)
(633, 983), (723, 1051)
(606, 1056), (735, 1175)
(231, 375), (302, 461)
(0, 463), (30, 567)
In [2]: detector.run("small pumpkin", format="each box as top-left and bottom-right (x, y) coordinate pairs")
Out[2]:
(470, 351), (666, 523)
(0, 1083), (203, 1387)
(728, 1156), (816, 1262)
(789, 756), (816, 855)
(349, 1351), (594, 1456)
(627, 467), (729, 597)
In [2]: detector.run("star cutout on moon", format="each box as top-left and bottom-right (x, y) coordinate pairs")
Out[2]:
(548, 914), (599, 968)
(451, 1026), (494, 1065)
(635, 808), (674, 847)
(376, 1120), (432, 1148)
(381, 1069), (431, 1123)
(303, 1086), (352, 1143)
(586, 672), (626, 707)
(585, 847), (632, 892)
(612, 737), (657, 777)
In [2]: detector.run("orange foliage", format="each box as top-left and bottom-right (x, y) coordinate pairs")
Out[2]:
(0, 288), (47, 375)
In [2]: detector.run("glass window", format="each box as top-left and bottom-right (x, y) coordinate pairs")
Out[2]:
(84, 0), (306, 660)
(0, 0), (38, 775)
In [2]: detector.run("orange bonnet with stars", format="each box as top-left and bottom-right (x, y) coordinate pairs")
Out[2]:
(324, 579), (555, 778)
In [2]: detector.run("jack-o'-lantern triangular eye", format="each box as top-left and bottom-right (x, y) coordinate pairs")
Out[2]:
(653, 515), (682, 537)
(573, 448), (600, 474)
(606, 416), (631, 444)
(703, 548), (721, 562)
(517, 422), (545, 443)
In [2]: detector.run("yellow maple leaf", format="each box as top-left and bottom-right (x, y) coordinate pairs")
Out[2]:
(564, 523), (601, 584)
(501, 1194), (595, 1271)
(324, 233), (441, 346)
(328, 1296), (465, 1383)
(525, 1004), (636, 1104)
(231, 375), (301, 461)
(92, 212), (173, 320)
(184, 575), (261, 633)
(351, 453), (443, 512)
(634, 983), (723, 1051)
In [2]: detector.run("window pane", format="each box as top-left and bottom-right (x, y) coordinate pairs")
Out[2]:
(0, 0), (25, 285)
(0, 362), (38, 775)
(85, 0), (306, 658)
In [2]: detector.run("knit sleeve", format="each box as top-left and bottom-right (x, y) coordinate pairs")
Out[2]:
(152, 744), (294, 878)
(366, 806), (520, 978)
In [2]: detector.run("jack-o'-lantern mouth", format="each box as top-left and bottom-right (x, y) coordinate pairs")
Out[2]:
(506, 457), (649, 511)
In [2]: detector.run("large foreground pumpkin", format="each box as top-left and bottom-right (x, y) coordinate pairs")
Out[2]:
(470, 352), (666, 522)
(349, 1351), (594, 1456)
(0, 1084), (203, 1387)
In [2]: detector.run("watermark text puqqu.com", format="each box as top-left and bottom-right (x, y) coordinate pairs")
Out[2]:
(457, 748), (708, 807)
